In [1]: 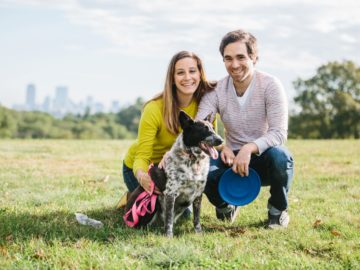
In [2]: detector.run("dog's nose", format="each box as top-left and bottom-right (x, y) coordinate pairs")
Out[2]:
(214, 136), (223, 146)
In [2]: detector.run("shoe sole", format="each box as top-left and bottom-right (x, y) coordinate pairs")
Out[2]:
(267, 223), (288, 229)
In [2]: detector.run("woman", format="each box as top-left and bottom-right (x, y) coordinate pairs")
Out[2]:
(120, 51), (216, 203)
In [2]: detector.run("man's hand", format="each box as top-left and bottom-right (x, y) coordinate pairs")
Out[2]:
(220, 145), (235, 166)
(232, 143), (259, 177)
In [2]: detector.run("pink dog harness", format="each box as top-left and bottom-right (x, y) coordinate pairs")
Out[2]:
(123, 166), (158, 227)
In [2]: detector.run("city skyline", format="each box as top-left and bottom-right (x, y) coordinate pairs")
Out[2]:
(12, 83), (124, 117)
(1, 0), (359, 110)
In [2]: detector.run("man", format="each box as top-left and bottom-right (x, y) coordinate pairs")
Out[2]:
(196, 29), (294, 229)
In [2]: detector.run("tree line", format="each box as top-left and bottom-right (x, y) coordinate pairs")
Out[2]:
(0, 98), (144, 139)
(0, 60), (359, 139)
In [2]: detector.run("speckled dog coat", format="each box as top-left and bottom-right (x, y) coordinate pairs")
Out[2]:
(156, 111), (223, 237)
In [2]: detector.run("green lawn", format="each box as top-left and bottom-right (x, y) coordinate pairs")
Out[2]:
(0, 140), (359, 269)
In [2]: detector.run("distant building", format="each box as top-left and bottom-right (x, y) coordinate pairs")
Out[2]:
(42, 96), (51, 112)
(110, 100), (121, 113)
(85, 96), (93, 111)
(93, 102), (104, 114)
(13, 84), (108, 117)
(54, 86), (69, 109)
(26, 84), (36, 110)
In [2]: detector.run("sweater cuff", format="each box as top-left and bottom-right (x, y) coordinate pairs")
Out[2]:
(253, 138), (269, 156)
(133, 160), (149, 176)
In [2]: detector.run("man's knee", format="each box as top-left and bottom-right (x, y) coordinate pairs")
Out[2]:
(264, 146), (294, 186)
(266, 146), (293, 169)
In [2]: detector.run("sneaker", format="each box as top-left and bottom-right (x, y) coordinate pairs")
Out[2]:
(267, 210), (290, 229)
(216, 205), (240, 223)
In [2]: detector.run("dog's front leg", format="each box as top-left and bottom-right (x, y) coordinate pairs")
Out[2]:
(193, 194), (202, 233)
(164, 194), (175, 238)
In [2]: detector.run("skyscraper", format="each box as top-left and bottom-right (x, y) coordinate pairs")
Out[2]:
(111, 100), (121, 113)
(42, 96), (51, 112)
(25, 84), (36, 110)
(53, 86), (68, 109)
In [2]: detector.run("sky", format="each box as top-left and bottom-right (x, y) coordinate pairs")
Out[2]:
(1, 0), (359, 110)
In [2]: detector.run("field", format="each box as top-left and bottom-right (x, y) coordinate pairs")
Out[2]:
(0, 140), (359, 269)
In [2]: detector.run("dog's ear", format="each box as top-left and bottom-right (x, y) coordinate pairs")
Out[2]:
(203, 112), (212, 122)
(179, 110), (194, 129)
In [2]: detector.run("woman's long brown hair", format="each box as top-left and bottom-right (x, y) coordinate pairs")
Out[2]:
(146, 51), (216, 134)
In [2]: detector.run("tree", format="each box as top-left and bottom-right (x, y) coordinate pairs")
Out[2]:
(116, 97), (144, 134)
(290, 60), (360, 139)
(0, 106), (17, 138)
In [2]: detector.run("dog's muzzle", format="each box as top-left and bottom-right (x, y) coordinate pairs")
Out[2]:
(200, 135), (223, 159)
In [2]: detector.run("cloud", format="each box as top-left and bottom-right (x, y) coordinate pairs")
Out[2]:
(339, 34), (357, 44)
(2, 0), (359, 82)
(3, 0), (359, 56)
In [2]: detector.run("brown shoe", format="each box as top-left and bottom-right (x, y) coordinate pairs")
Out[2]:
(116, 191), (129, 209)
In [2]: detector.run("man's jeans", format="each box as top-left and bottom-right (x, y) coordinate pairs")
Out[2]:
(204, 146), (294, 211)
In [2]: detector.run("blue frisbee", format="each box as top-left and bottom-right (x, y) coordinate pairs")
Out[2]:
(219, 168), (261, 206)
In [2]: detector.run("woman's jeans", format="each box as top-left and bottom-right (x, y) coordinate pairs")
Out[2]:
(204, 146), (294, 211)
(122, 162), (139, 192)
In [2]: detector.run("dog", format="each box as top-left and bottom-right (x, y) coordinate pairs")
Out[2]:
(125, 111), (223, 237)
(159, 111), (223, 237)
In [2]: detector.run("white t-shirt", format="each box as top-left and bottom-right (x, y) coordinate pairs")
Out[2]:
(231, 73), (256, 107)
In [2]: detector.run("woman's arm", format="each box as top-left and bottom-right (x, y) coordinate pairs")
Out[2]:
(133, 102), (162, 193)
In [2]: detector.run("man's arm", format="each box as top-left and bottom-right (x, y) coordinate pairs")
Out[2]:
(253, 77), (288, 155)
(233, 77), (287, 176)
(196, 89), (219, 122)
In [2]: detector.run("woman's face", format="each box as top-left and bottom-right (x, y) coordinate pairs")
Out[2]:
(174, 57), (201, 98)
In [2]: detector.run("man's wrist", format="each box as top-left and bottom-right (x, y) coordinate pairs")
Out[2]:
(243, 143), (259, 155)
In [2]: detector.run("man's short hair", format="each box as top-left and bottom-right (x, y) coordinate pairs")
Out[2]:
(219, 29), (259, 63)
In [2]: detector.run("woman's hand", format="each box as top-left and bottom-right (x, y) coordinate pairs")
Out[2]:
(220, 145), (235, 166)
(136, 170), (162, 194)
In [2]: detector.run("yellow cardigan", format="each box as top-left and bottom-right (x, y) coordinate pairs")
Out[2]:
(124, 98), (198, 175)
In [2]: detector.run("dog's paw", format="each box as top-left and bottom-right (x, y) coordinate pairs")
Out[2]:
(165, 231), (173, 238)
(194, 225), (202, 234)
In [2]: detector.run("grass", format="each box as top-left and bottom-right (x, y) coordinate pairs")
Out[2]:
(0, 139), (359, 269)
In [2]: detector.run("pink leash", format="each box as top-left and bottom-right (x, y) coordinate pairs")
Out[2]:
(123, 165), (158, 227)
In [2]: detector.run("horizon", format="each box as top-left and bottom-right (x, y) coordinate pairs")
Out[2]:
(1, 0), (359, 110)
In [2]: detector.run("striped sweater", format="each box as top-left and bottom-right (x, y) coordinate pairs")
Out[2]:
(196, 70), (288, 155)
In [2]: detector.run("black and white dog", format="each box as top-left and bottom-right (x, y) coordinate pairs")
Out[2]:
(125, 111), (223, 237)
(158, 111), (222, 237)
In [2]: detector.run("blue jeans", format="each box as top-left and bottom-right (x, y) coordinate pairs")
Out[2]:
(204, 146), (294, 211)
(122, 162), (139, 192)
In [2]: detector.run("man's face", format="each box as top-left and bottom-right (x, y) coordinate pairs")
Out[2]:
(223, 41), (255, 84)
